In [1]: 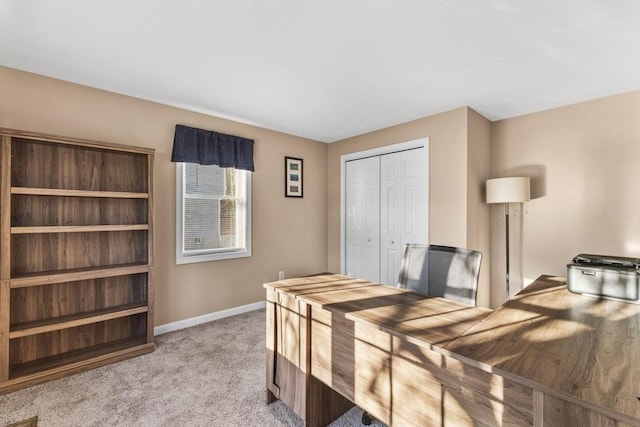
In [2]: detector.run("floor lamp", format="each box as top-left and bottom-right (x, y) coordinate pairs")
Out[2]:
(486, 177), (530, 301)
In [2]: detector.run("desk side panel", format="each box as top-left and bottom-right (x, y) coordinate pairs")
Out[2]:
(266, 293), (278, 404)
(265, 291), (307, 418)
(393, 338), (534, 427)
(541, 393), (636, 427)
(353, 322), (393, 424)
(266, 288), (353, 426)
(310, 306), (392, 424)
(310, 307), (356, 400)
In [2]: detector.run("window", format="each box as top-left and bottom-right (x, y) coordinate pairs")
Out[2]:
(176, 162), (251, 264)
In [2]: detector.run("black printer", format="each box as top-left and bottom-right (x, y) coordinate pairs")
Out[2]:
(567, 254), (640, 304)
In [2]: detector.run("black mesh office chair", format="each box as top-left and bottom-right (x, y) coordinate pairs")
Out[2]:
(361, 244), (482, 425)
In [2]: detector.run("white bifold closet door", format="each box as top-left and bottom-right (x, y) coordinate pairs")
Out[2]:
(345, 156), (381, 283)
(345, 147), (427, 285)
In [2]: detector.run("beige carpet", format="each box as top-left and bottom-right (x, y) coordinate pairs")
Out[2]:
(0, 309), (385, 427)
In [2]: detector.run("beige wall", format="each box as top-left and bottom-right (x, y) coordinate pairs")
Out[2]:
(327, 107), (493, 307)
(4, 65), (635, 319)
(490, 91), (640, 303)
(0, 66), (328, 326)
(466, 109), (492, 307)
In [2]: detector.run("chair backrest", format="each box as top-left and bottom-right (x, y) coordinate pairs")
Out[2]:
(397, 244), (430, 294)
(397, 244), (482, 306)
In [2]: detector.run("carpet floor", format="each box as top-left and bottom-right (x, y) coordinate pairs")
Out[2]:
(0, 309), (385, 427)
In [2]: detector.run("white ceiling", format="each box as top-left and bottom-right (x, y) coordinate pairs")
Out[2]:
(0, 1), (639, 143)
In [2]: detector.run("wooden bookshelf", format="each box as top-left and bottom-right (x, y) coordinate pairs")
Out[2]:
(10, 304), (149, 338)
(9, 337), (151, 380)
(0, 128), (155, 393)
(11, 187), (149, 199)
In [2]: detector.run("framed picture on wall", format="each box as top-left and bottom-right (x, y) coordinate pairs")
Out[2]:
(285, 156), (303, 198)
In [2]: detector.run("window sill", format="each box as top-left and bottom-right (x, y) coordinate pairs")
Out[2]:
(176, 248), (251, 265)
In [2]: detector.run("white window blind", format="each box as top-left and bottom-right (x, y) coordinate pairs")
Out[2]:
(176, 162), (251, 264)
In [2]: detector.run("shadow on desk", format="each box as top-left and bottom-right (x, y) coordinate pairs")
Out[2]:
(265, 274), (640, 426)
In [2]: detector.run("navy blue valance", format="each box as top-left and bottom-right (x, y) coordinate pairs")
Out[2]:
(171, 124), (255, 171)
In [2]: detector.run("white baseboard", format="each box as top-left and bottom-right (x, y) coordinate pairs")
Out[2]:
(154, 300), (266, 336)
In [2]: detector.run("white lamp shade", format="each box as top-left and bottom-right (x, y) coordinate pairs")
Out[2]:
(486, 177), (530, 204)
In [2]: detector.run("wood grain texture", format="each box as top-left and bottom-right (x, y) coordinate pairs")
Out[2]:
(542, 393), (635, 427)
(393, 337), (534, 426)
(391, 354), (444, 426)
(0, 128), (154, 155)
(10, 274), (147, 324)
(9, 314), (147, 368)
(0, 135), (11, 383)
(0, 129), (155, 393)
(266, 299), (279, 401)
(310, 307), (357, 400)
(10, 305), (148, 338)
(11, 231), (148, 275)
(0, 342), (154, 394)
(265, 289), (281, 403)
(146, 153), (154, 266)
(9, 263), (149, 288)
(145, 153), (155, 344)
(276, 293), (302, 369)
(265, 290), (356, 425)
(146, 267), (155, 344)
(267, 274), (640, 426)
(346, 295), (491, 348)
(11, 187), (149, 198)
(273, 293), (307, 418)
(447, 275), (640, 423)
(0, 282), (9, 381)
(305, 375), (354, 427)
(11, 224), (149, 234)
(294, 276), (490, 348)
(11, 195), (148, 227)
(440, 362), (533, 426)
(311, 300), (531, 426)
(10, 137), (149, 192)
(299, 281), (407, 311)
(353, 322), (393, 424)
(1, 136), (11, 381)
(1, 136), (11, 280)
(264, 274), (376, 298)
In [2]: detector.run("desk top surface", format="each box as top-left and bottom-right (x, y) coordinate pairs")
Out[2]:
(448, 274), (640, 421)
(265, 273), (640, 421)
(265, 274), (491, 347)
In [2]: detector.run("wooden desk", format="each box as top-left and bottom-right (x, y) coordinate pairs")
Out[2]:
(447, 275), (640, 426)
(264, 274), (640, 426)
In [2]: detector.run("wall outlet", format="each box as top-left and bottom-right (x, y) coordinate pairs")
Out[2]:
(278, 271), (285, 280)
